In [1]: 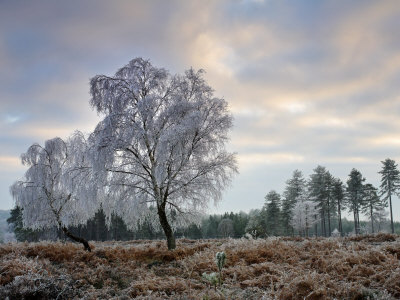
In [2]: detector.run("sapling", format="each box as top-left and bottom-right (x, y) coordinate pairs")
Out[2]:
(202, 272), (219, 290)
(216, 252), (226, 286)
(202, 252), (226, 290)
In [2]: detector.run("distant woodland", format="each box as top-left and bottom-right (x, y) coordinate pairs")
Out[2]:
(5, 206), (399, 244)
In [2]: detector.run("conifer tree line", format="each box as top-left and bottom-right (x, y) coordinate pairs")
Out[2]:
(7, 159), (400, 242)
(254, 159), (400, 237)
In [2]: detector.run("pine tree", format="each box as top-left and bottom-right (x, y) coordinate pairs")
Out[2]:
(379, 158), (400, 234)
(324, 171), (336, 236)
(245, 209), (265, 238)
(263, 190), (282, 236)
(7, 206), (40, 242)
(93, 207), (108, 241)
(110, 213), (132, 240)
(282, 170), (306, 236)
(228, 212), (249, 237)
(331, 178), (345, 236)
(185, 224), (203, 239)
(308, 166), (330, 236)
(202, 215), (219, 238)
(362, 183), (382, 233)
(346, 168), (365, 235)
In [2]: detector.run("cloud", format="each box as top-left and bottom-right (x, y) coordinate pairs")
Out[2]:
(3, 115), (22, 124)
(238, 152), (305, 168)
(12, 126), (77, 142)
(281, 102), (309, 114)
(0, 156), (23, 170)
(1, 0), (400, 219)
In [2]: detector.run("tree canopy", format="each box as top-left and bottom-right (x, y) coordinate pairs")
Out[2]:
(10, 132), (96, 250)
(89, 58), (237, 249)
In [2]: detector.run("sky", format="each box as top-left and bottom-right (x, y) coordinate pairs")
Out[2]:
(1, 0), (400, 221)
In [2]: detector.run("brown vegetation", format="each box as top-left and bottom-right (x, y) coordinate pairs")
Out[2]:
(0, 233), (399, 299)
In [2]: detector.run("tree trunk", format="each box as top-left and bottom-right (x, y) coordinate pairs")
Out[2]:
(314, 215), (318, 237)
(320, 211), (325, 237)
(353, 191), (359, 235)
(338, 200), (342, 236)
(353, 210), (357, 235)
(389, 193), (394, 234)
(61, 226), (91, 252)
(157, 205), (176, 250)
(370, 203), (374, 234)
(305, 216), (309, 238)
(327, 197), (331, 237)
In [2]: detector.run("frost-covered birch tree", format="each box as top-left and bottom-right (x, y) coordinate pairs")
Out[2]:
(10, 131), (98, 251)
(89, 58), (237, 250)
(218, 218), (234, 238)
(281, 170), (306, 235)
(290, 199), (319, 237)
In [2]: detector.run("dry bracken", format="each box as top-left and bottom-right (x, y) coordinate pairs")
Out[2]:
(0, 233), (398, 299)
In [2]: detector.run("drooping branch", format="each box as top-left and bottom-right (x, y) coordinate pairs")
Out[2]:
(11, 133), (100, 248)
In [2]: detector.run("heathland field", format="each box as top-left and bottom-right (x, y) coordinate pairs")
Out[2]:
(0, 234), (399, 299)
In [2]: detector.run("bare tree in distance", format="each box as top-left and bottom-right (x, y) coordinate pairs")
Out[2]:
(362, 183), (382, 234)
(10, 132), (98, 251)
(89, 58), (237, 250)
(218, 218), (234, 238)
(290, 199), (319, 237)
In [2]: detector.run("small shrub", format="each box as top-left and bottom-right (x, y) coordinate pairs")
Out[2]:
(202, 272), (219, 290)
(216, 251), (226, 286)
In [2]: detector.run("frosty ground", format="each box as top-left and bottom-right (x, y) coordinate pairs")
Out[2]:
(0, 233), (399, 299)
